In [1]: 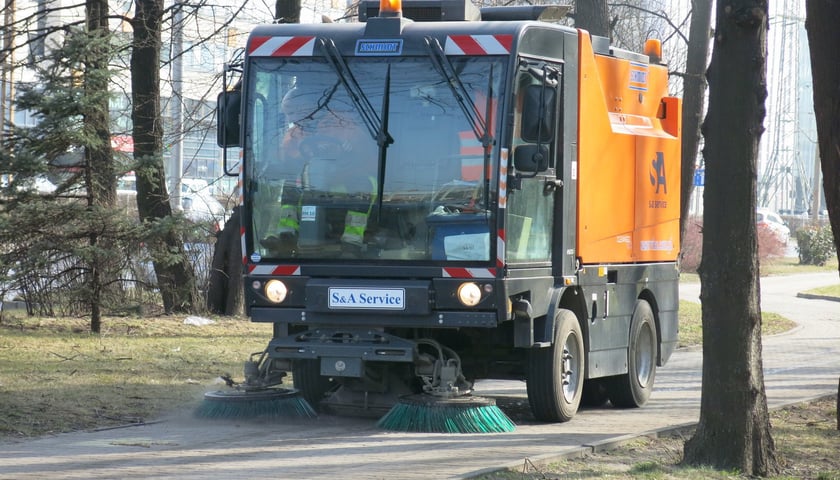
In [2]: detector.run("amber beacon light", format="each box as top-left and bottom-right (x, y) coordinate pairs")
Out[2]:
(644, 38), (662, 63)
(379, 0), (402, 16)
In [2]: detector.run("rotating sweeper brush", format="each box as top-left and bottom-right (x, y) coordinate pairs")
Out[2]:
(195, 350), (316, 419)
(376, 340), (515, 433)
(377, 394), (515, 434)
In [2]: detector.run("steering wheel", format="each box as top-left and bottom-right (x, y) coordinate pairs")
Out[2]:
(299, 135), (345, 158)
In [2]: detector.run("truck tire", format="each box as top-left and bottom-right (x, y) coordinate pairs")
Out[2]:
(608, 299), (658, 408)
(526, 309), (584, 422)
(292, 359), (334, 410)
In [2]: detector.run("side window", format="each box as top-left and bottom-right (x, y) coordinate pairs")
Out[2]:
(506, 60), (562, 264)
(511, 71), (536, 149)
(506, 180), (552, 263)
(252, 97), (265, 168)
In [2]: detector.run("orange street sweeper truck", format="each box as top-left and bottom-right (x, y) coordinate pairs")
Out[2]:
(212, 0), (682, 427)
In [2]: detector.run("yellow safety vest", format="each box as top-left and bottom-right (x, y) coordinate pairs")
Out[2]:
(276, 176), (377, 246)
(340, 177), (378, 246)
(276, 204), (299, 234)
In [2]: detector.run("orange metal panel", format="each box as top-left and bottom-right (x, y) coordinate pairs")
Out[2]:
(633, 131), (681, 262)
(576, 31), (682, 265)
(577, 32), (633, 264)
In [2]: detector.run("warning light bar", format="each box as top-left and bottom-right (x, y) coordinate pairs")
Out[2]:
(360, 0), (482, 23)
(379, 0), (402, 16)
(644, 39), (662, 63)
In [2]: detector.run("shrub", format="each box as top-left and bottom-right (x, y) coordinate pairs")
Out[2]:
(679, 219), (703, 273)
(679, 218), (789, 274)
(756, 223), (787, 259)
(796, 224), (836, 266)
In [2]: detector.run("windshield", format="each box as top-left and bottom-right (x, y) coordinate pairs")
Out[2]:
(246, 55), (505, 262)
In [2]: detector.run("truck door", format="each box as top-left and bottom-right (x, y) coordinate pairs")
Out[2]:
(506, 61), (562, 265)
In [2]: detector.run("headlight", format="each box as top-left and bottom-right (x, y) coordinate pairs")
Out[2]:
(265, 279), (288, 303)
(457, 282), (482, 307)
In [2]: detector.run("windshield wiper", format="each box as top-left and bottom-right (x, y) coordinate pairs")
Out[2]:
(426, 37), (495, 212)
(319, 38), (392, 147)
(375, 65), (393, 211)
(481, 65), (494, 211)
(424, 36), (494, 154)
(319, 37), (393, 214)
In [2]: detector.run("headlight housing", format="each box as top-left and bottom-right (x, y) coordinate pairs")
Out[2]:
(457, 282), (482, 307)
(264, 279), (288, 303)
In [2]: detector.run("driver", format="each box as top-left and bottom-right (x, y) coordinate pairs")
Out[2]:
(281, 86), (359, 162)
(264, 85), (378, 256)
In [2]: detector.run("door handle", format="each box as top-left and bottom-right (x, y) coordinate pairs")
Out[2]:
(543, 179), (563, 194)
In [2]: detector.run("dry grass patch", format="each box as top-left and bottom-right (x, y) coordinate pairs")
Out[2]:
(761, 255), (839, 276)
(0, 314), (272, 439)
(478, 398), (840, 480)
(678, 301), (796, 348)
(801, 284), (840, 298)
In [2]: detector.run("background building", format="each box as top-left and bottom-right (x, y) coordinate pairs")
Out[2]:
(1, 0), (352, 201)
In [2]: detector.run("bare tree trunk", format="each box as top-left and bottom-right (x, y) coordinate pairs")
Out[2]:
(131, 0), (196, 313)
(207, 206), (243, 315)
(804, 0), (840, 276)
(207, 0), (305, 315)
(683, 1), (779, 475)
(805, 6), (840, 432)
(679, 0), (713, 240)
(84, 0), (116, 333)
(574, 0), (610, 38)
(275, 0), (301, 23)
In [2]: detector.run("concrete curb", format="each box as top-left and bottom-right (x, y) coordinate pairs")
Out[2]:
(459, 445), (592, 479)
(796, 292), (840, 302)
(459, 420), (697, 479)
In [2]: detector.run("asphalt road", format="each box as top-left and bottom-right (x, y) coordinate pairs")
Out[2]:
(1, 272), (838, 480)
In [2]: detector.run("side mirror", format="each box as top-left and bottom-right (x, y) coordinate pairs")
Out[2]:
(513, 144), (550, 173)
(520, 84), (556, 143)
(216, 90), (241, 148)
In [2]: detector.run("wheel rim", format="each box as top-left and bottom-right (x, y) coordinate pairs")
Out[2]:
(635, 322), (655, 386)
(561, 332), (581, 403)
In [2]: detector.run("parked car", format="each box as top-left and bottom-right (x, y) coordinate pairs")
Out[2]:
(756, 208), (791, 244)
(1, 174), (57, 194)
(181, 191), (227, 232)
(118, 174), (229, 232)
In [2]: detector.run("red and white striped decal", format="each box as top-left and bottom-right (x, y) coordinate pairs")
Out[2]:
(238, 160), (248, 266)
(497, 148), (509, 266)
(497, 229), (505, 268)
(248, 36), (316, 57)
(498, 147), (508, 209)
(444, 35), (512, 56)
(248, 264), (302, 276)
(442, 267), (496, 279)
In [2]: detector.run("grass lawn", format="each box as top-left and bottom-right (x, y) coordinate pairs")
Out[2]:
(477, 397), (840, 479)
(677, 301), (795, 348)
(761, 255), (839, 276)
(802, 284), (840, 298)
(0, 315), (271, 438)
(680, 255), (839, 283)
